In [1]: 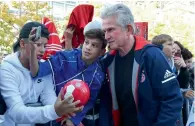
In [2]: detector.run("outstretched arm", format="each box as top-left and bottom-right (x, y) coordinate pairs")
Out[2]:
(29, 28), (53, 78)
(29, 42), (39, 77)
(63, 26), (74, 51)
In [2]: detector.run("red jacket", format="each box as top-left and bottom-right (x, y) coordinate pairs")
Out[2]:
(61, 4), (94, 48)
(41, 17), (62, 59)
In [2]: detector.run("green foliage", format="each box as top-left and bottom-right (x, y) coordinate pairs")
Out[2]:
(0, 1), (194, 56)
(0, 1), (51, 53)
(126, 1), (195, 55)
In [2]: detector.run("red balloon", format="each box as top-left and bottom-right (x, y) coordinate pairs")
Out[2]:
(61, 79), (90, 107)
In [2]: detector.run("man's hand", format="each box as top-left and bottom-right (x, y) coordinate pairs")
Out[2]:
(65, 119), (74, 126)
(54, 88), (83, 117)
(184, 90), (194, 99)
(60, 119), (74, 126)
(60, 105), (84, 125)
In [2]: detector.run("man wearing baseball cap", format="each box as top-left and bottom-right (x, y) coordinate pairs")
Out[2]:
(0, 21), (82, 126)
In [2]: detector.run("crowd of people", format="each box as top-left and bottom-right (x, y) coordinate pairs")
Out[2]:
(0, 3), (194, 126)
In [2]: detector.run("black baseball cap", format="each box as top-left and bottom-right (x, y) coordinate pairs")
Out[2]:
(13, 21), (49, 52)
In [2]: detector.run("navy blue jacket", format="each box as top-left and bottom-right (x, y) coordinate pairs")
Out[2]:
(99, 36), (183, 126)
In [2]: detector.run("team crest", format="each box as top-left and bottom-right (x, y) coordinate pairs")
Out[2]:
(141, 70), (145, 83)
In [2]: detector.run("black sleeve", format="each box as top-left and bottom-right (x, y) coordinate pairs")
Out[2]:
(177, 67), (190, 88)
(100, 53), (115, 73)
(189, 68), (194, 90)
(0, 92), (6, 114)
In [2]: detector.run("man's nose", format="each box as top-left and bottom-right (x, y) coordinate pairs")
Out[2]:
(105, 32), (111, 41)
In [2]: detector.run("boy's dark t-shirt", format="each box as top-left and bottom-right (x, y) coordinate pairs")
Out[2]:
(115, 43), (138, 126)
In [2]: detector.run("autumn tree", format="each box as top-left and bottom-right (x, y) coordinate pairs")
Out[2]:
(1, 1), (194, 56)
(125, 1), (195, 55)
(0, 1), (51, 54)
(53, 14), (71, 39)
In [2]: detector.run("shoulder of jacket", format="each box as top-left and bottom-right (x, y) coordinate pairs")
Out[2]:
(0, 62), (15, 72)
(144, 46), (162, 58)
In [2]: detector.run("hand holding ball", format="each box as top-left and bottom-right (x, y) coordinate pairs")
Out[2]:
(56, 79), (90, 122)
(61, 79), (90, 107)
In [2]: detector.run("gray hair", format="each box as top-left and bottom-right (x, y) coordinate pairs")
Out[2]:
(100, 3), (136, 34)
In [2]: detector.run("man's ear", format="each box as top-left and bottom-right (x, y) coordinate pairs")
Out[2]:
(19, 39), (25, 48)
(126, 24), (134, 35)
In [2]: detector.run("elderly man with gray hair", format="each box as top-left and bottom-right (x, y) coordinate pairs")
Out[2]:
(99, 3), (183, 126)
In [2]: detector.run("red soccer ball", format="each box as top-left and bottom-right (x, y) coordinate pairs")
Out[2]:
(61, 79), (90, 107)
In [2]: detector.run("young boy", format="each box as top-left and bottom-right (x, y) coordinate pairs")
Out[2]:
(151, 34), (175, 69)
(152, 34), (191, 126)
(29, 26), (107, 126)
(182, 48), (194, 90)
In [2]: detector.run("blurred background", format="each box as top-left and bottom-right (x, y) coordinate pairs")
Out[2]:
(0, 1), (195, 60)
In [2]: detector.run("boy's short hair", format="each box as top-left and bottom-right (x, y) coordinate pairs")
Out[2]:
(182, 48), (193, 60)
(84, 29), (107, 49)
(152, 34), (173, 45)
